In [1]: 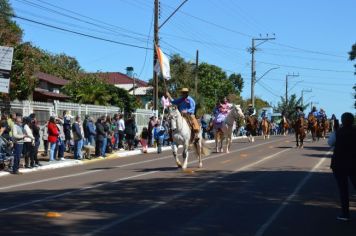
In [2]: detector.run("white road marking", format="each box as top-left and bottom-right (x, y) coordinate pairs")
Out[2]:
(254, 151), (331, 236)
(0, 171), (159, 213)
(0, 137), (287, 191)
(0, 136), (290, 216)
(83, 148), (292, 236)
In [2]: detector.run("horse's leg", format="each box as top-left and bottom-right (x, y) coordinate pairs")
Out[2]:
(220, 135), (224, 153)
(172, 143), (182, 168)
(226, 133), (231, 153)
(197, 140), (203, 168)
(215, 134), (219, 153)
(182, 143), (189, 170)
(300, 136), (304, 148)
(296, 133), (299, 147)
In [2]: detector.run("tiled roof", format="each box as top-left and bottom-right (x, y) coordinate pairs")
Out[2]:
(94, 72), (149, 87)
(34, 88), (69, 99)
(35, 72), (69, 86)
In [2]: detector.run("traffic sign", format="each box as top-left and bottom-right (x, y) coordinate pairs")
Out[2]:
(0, 70), (10, 93)
(0, 46), (14, 71)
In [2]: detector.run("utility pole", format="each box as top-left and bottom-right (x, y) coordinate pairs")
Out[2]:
(153, 0), (159, 111)
(301, 89), (312, 107)
(285, 73), (299, 107)
(249, 35), (275, 107)
(195, 49), (199, 97)
(152, 0), (188, 111)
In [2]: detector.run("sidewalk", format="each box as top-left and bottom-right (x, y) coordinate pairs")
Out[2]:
(0, 136), (247, 177)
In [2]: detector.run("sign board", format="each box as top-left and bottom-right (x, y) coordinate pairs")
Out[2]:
(0, 46), (14, 71)
(0, 70), (10, 93)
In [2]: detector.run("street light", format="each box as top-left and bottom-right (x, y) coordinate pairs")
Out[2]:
(301, 89), (312, 107)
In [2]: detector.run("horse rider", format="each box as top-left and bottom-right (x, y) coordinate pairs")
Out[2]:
(213, 97), (231, 130)
(310, 106), (318, 118)
(166, 88), (200, 142)
(296, 106), (305, 119)
(318, 108), (327, 120)
(246, 104), (256, 117)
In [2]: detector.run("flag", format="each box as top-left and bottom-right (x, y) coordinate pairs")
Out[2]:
(155, 46), (171, 80)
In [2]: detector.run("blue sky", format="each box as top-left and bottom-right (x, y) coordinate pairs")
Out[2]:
(9, 0), (356, 118)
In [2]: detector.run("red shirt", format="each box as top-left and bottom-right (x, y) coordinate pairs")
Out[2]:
(48, 122), (59, 143)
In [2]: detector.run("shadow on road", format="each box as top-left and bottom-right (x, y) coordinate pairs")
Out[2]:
(0, 168), (355, 236)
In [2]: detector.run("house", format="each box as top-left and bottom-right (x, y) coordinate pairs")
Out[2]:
(32, 72), (69, 102)
(94, 72), (152, 106)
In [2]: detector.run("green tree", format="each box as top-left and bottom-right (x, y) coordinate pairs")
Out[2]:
(274, 94), (308, 120)
(228, 73), (244, 95)
(65, 74), (138, 111)
(348, 43), (356, 109)
(8, 42), (42, 100)
(0, 0), (23, 46)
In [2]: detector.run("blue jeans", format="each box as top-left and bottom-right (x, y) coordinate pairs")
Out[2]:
(88, 135), (95, 146)
(74, 139), (84, 159)
(101, 137), (107, 157)
(49, 142), (57, 161)
(114, 133), (119, 149)
(12, 143), (23, 172)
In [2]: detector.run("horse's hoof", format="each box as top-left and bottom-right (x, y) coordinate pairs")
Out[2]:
(198, 162), (203, 168)
(176, 162), (182, 168)
(226, 150), (230, 154)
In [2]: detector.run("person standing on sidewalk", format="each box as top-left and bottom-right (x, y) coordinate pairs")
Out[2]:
(11, 115), (27, 174)
(95, 117), (105, 157)
(153, 121), (165, 154)
(328, 112), (356, 221)
(125, 115), (137, 151)
(48, 116), (59, 162)
(117, 114), (125, 150)
(41, 121), (49, 156)
(23, 117), (35, 168)
(86, 117), (96, 146)
(63, 110), (73, 153)
(55, 117), (66, 161)
(29, 114), (41, 167)
(140, 127), (149, 153)
(72, 116), (84, 160)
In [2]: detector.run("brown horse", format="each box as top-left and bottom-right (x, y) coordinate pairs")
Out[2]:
(294, 116), (306, 148)
(280, 116), (290, 136)
(307, 114), (318, 141)
(245, 116), (258, 142)
(317, 117), (329, 139)
(261, 118), (270, 140)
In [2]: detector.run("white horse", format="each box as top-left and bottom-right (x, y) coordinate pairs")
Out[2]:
(168, 108), (210, 170)
(214, 104), (245, 153)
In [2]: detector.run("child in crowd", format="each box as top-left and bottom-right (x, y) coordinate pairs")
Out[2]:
(153, 121), (165, 154)
(140, 127), (149, 153)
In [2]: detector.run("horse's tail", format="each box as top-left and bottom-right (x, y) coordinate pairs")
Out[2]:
(194, 139), (211, 157)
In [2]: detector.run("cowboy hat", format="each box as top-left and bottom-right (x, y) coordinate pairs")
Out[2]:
(248, 104), (253, 107)
(181, 88), (189, 93)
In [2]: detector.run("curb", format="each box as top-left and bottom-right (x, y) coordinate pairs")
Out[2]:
(0, 136), (247, 177)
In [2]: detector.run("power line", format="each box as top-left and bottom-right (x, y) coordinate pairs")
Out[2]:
(268, 41), (346, 58)
(6, 13), (153, 50)
(258, 61), (354, 73)
(18, 0), (151, 39)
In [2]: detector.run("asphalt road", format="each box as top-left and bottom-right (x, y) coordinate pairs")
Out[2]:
(0, 135), (355, 236)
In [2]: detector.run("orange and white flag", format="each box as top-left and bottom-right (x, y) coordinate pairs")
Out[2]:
(154, 46), (171, 80)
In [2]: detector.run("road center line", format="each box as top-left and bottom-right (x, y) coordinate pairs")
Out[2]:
(254, 151), (331, 236)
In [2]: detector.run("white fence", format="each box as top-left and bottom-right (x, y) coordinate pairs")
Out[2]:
(0, 100), (156, 134)
(1, 100), (121, 125)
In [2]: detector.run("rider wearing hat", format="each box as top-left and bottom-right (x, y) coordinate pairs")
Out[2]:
(246, 104), (256, 117)
(296, 106), (305, 118)
(166, 88), (200, 141)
